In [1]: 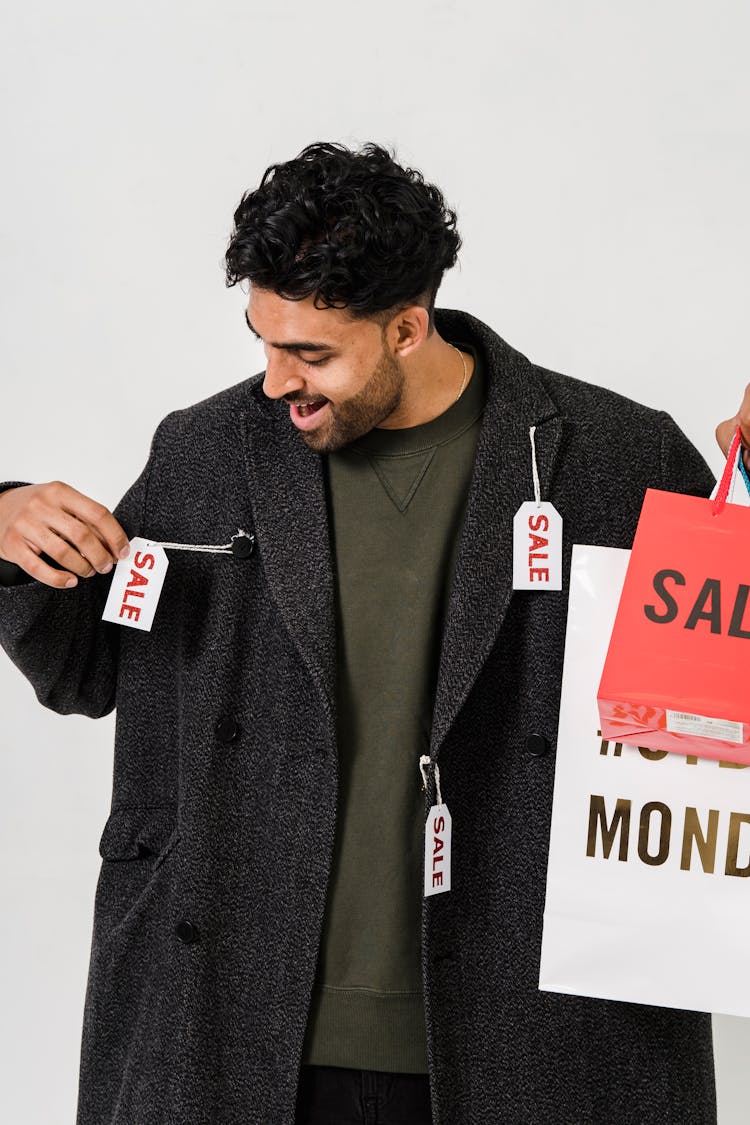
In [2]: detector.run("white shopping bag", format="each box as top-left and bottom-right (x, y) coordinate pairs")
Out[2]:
(539, 544), (750, 1017)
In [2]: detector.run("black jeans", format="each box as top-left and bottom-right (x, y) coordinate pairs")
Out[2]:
(294, 1063), (434, 1125)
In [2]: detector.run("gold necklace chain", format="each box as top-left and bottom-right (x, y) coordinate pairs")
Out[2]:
(449, 343), (468, 404)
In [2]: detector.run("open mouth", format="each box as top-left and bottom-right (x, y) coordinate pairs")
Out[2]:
(289, 397), (330, 430)
(295, 399), (327, 417)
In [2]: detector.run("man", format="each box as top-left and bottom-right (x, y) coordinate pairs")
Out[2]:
(0, 140), (738, 1124)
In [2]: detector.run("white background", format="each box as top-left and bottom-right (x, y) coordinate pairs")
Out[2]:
(1, 2), (748, 1121)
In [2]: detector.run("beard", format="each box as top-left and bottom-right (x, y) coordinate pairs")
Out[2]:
(296, 343), (406, 454)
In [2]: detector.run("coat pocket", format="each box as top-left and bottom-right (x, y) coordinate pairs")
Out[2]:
(93, 806), (181, 949)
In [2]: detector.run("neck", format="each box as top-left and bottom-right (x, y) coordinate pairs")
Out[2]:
(377, 333), (474, 429)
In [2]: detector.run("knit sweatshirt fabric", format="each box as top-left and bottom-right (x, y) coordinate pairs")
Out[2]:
(300, 340), (487, 1073)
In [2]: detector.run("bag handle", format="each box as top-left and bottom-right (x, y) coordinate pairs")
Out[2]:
(712, 424), (743, 516)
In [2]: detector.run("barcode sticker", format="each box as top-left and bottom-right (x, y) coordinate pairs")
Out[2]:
(665, 710), (744, 744)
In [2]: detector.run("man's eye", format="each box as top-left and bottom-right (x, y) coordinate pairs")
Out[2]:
(301, 356), (330, 367)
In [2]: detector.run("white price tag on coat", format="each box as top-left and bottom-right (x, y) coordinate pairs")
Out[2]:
(101, 537), (169, 632)
(424, 804), (452, 896)
(512, 502), (562, 590)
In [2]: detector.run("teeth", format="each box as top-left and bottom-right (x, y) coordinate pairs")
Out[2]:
(296, 399), (325, 416)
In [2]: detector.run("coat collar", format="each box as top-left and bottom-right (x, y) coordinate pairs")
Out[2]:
(426, 309), (562, 758)
(241, 307), (562, 757)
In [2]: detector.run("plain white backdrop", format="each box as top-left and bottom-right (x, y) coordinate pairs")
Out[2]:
(1, 2), (748, 1121)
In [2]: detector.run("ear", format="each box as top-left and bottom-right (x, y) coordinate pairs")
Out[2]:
(388, 304), (430, 361)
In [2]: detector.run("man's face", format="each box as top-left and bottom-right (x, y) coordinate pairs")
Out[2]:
(245, 287), (406, 453)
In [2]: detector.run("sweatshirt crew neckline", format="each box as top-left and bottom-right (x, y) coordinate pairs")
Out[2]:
(346, 341), (485, 456)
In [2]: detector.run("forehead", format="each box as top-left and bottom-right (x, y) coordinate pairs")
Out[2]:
(246, 286), (376, 345)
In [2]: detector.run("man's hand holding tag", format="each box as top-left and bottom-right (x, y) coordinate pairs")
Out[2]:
(0, 481), (131, 589)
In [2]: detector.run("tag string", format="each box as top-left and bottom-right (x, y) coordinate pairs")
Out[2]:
(419, 754), (443, 806)
(712, 426), (743, 517)
(149, 528), (253, 554)
(529, 425), (542, 508)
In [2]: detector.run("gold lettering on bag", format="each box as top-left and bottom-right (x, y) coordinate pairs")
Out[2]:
(586, 797), (750, 876)
(586, 796), (631, 860)
(637, 802), (671, 866)
(680, 807), (720, 874)
(725, 813), (750, 877)
(589, 738), (750, 873)
(598, 731), (623, 756)
(637, 747), (669, 762)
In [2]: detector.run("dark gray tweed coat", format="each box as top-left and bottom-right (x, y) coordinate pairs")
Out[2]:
(0, 307), (717, 1124)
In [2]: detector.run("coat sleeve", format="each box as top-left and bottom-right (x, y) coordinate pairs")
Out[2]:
(0, 416), (171, 719)
(656, 410), (717, 499)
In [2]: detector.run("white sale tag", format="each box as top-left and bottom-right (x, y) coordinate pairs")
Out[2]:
(512, 501), (562, 590)
(424, 804), (452, 896)
(101, 537), (169, 632)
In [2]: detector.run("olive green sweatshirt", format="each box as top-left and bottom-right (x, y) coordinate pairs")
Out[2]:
(300, 339), (487, 1073)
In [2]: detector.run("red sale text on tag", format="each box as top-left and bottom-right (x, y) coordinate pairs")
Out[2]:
(513, 501), (562, 591)
(101, 537), (169, 632)
(424, 804), (452, 897)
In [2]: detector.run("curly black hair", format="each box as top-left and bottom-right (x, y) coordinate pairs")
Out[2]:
(224, 141), (462, 332)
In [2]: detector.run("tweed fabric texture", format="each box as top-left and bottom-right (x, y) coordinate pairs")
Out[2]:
(0, 307), (717, 1124)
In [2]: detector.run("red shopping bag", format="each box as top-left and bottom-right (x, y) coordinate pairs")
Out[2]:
(597, 427), (750, 763)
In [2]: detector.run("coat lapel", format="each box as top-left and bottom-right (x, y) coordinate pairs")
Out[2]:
(428, 309), (563, 760)
(239, 308), (563, 760)
(241, 391), (337, 729)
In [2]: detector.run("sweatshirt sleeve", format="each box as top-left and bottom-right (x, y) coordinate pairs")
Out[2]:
(0, 558), (34, 586)
(0, 417), (170, 718)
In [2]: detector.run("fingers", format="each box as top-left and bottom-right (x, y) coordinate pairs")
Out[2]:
(737, 382), (750, 446)
(23, 483), (129, 571)
(715, 417), (738, 458)
(716, 383), (750, 469)
(0, 481), (132, 590)
(11, 539), (85, 590)
(52, 483), (131, 563)
(31, 524), (104, 579)
(44, 511), (118, 576)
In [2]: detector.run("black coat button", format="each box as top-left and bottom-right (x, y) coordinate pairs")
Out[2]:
(175, 920), (199, 944)
(216, 716), (239, 744)
(231, 533), (254, 559)
(527, 733), (550, 757)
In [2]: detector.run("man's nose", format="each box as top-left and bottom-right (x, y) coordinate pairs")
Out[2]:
(262, 350), (303, 400)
